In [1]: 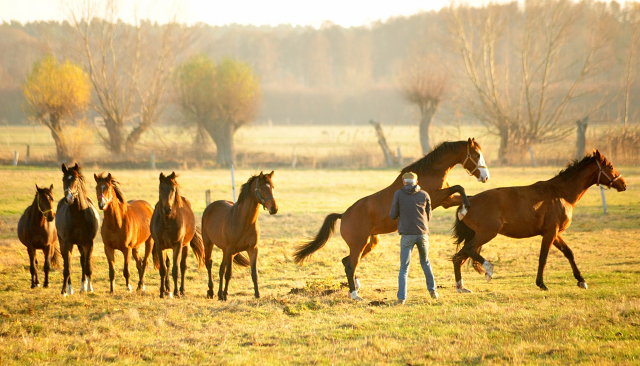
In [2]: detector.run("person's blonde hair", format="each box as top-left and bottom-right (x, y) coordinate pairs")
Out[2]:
(402, 172), (417, 181)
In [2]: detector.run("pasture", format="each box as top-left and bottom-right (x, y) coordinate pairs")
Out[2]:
(0, 162), (639, 365)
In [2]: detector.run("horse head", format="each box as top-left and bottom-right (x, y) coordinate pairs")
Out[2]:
(61, 163), (84, 204)
(594, 150), (626, 192)
(255, 171), (278, 215)
(462, 138), (490, 183)
(159, 172), (181, 216)
(94, 172), (118, 210)
(36, 184), (55, 222)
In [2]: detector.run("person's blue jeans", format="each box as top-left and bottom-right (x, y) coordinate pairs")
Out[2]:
(397, 234), (436, 301)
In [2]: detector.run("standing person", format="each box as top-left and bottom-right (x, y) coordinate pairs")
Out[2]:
(389, 171), (438, 305)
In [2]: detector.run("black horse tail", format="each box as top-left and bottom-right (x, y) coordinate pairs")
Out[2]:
(451, 213), (484, 273)
(152, 241), (161, 270)
(233, 253), (250, 268)
(51, 245), (63, 269)
(293, 213), (342, 265)
(190, 228), (206, 270)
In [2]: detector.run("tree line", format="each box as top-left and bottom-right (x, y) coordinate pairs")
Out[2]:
(2, 0), (640, 165)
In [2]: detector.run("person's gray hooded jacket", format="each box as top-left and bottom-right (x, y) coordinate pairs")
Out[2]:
(389, 184), (431, 235)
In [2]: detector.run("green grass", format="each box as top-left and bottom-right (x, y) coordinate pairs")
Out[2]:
(0, 165), (639, 364)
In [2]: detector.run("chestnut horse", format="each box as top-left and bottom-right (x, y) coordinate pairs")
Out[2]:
(202, 171), (278, 301)
(94, 173), (154, 293)
(150, 172), (205, 298)
(294, 139), (490, 300)
(452, 150), (626, 293)
(18, 184), (61, 288)
(56, 163), (100, 296)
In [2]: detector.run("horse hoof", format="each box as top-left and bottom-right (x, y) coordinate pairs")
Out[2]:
(67, 285), (74, 295)
(350, 291), (364, 301)
(137, 285), (146, 292)
(43, 283), (49, 288)
(485, 273), (492, 282)
(207, 290), (214, 299)
(483, 261), (494, 281)
(456, 287), (473, 294)
(539, 285), (549, 291)
(578, 282), (588, 289)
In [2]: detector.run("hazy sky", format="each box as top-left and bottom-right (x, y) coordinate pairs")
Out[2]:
(0, 0), (525, 28)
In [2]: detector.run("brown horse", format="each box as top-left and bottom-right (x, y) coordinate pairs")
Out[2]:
(202, 171), (278, 301)
(294, 139), (490, 300)
(451, 150), (626, 293)
(56, 163), (101, 296)
(94, 173), (154, 293)
(150, 172), (205, 298)
(17, 184), (61, 288)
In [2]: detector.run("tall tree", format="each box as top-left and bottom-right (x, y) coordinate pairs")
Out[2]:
(622, 2), (640, 128)
(399, 53), (448, 154)
(447, 0), (613, 163)
(23, 55), (90, 162)
(66, 0), (191, 155)
(175, 55), (262, 166)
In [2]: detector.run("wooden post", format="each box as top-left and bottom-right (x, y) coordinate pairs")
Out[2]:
(576, 117), (588, 160)
(151, 150), (156, 170)
(291, 148), (297, 169)
(25, 144), (30, 165)
(600, 186), (608, 215)
(397, 147), (402, 166)
(369, 120), (397, 167)
(205, 189), (211, 207)
(528, 147), (536, 167)
(231, 164), (236, 203)
(13, 151), (19, 166)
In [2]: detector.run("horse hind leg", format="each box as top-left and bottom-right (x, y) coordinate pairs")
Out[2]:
(342, 242), (366, 301)
(452, 250), (472, 293)
(218, 251), (233, 301)
(536, 232), (557, 291)
(553, 235), (587, 289)
(43, 245), (53, 288)
(171, 244), (182, 298)
(60, 239), (73, 296)
(123, 247), (132, 292)
(248, 247), (260, 298)
(131, 246), (145, 292)
(179, 245), (189, 296)
(27, 246), (38, 288)
(80, 244), (95, 293)
(350, 235), (380, 292)
(203, 235), (215, 299)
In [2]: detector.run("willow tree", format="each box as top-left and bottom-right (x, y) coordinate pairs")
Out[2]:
(175, 55), (262, 166)
(23, 55), (90, 162)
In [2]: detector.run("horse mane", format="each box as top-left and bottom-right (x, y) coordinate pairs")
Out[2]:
(109, 178), (127, 204)
(237, 175), (259, 205)
(400, 141), (467, 176)
(557, 154), (597, 181)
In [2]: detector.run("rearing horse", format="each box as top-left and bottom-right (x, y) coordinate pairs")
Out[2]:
(56, 163), (100, 296)
(202, 171), (278, 301)
(294, 139), (490, 300)
(94, 173), (155, 294)
(150, 172), (205, 298)
(451, 150), (626, 293)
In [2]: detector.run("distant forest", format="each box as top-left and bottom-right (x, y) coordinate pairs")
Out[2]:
(1, 0), (639, 128)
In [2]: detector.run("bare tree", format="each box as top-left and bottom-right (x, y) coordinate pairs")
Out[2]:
(622, 3), (640, 128)
(65, 0), (191, 155)
(447, 0), (613, 163)
(399, 53), (448, 155)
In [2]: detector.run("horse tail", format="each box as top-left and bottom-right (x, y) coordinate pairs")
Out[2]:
(451, 214), (485, 274)
(152, 242), (161, 270)
(233, 253), (250, 268)
(190, 228), (206, 269)
(293, 213), (342, 265)
(52, 245), (63, 269)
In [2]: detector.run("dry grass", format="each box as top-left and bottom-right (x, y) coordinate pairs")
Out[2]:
(0, 165), (639, 364)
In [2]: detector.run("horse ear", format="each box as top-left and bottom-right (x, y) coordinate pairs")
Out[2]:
(594, 149), (602, 159)
(62, 163), (67, 173)
(268, 170), (274, 178)
(50, 184), (54, 191)
(168, 172), (176, 179)
(259, 171), (264, 178)
(35, 184), (40, 190)
(73, 163), (79, 169)
(468, 138), (473, 145)
(159, 172), (165, 181)
(107, 173), (112, 181)
(94, 173), (99, 182)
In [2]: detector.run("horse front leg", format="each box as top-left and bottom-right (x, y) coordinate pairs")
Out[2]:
(81, 244), (94, 293)
(203, 236), (215, 299)
(452, 250), (471, 293)
(179, 244), (189, 296)
(171, 243), (182, 298)
(136, 237), (153, 291)
(43, 245), (52, 288)
(433, 185), (471, 210)
(536, 232), (557, 291)
(104, 245), (116, 294)
(27, 246), (38, 288)
(553, 235), (587, 289)
(157, 249), (168, 298)
(123, 247), (132, 292)
(248, 247), (260, 298)
(218, 251), (232, 301)
(60, 239), (73, 296)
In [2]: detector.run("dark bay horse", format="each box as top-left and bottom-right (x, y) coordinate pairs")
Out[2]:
(201, 171), (278, 301)
(150, 172), (205, 298)
(17, 184), (61, 288)
(294, 139), (490, 300)
(56, 163), (101, 296)
(94, 173), (154, 293)
(452, 150), (626, 292)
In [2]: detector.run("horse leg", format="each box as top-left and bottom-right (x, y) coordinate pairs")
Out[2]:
(60, 239), (73, 296)
(536, 232), (558, 291)
(123, 247), (132, 293)
(131, 247), (142, 291)
(203, 235), (215, 299)
(79, 245), (87, 292)
(179, 244), (189, 296)
(217, 250), (229, 301)
(222, 253), (234, 300)
(452, 249), (471, 293)
(43, 245), (52, 288)
(82, 244), (94, 293)
(171, 243), (182, 298)
(355, 235), (380, 292)
(105, 245), (116, 294)
(158, 250), (168, 298)
(341, 239), (366, 301)
(553, 235), (587, 289)
(137, 237), (153, 291)
(27, 246), (38, 288)
(248, 247), (260, 298)
(454, 230), (499, 292)
(164, 256), (171, 294)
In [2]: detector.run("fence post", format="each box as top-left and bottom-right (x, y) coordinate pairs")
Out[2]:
(25, 144), (30, 165)
(231, 164), (236, 203)
(205, 189), (211, 207)
(600, 186), (608, 215)
(151, 150), (156, 170)
(13, 151), (19, 166)
(291, 148), (297, 169)
(528, 147), (537, 167)
(397, 147), (402, 166)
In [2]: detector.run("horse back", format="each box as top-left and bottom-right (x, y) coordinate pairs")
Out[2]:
(201, 200), (237, 247)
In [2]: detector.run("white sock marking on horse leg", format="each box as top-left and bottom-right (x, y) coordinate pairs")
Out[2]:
(578, 281), (588, 289)
(483, 260), (494, 282)
(88, 280), (93, 293)
(354, 279), (361, 291)
(350, 290), (363, 301)
(457, 207), (467, 220)
(456, 280), (473, 293)
(67, 284), (74, 295)
(127, 284), (132, 292)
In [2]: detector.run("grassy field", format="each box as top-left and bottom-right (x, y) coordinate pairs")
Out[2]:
(0, 163), (639, 365)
